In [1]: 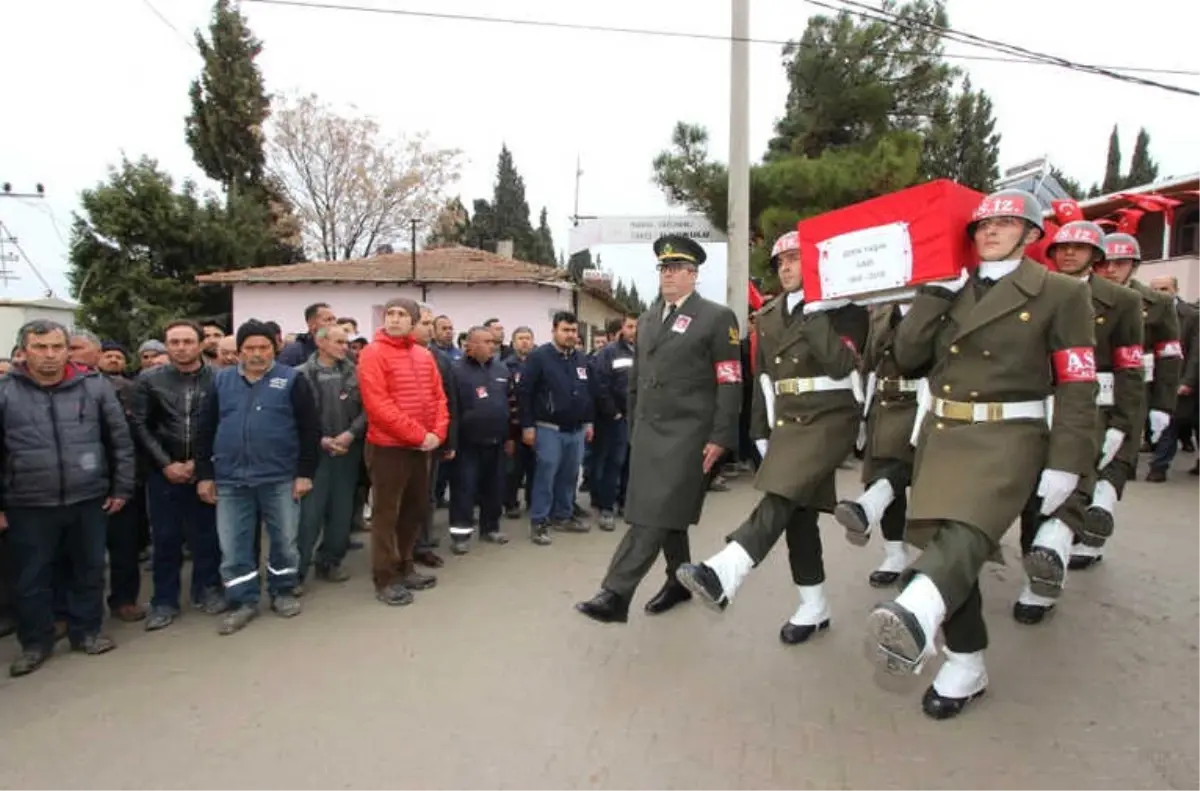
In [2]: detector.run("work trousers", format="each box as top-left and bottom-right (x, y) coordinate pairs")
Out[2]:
(727, 493), (825, 586)
(298, 443), (363, 578)
(366, 445), (430, 590)
(450, 442), (506, 538)
(416, 456), (442, 552)
(601, 524), (691, 599)
(105, 492), (142, 611)
(505, 443), (536, 512)
(591, 417), (629, 513)
(5, 498), (108, 651)
(145, 470), (222, 611)
(901, 520), (994, 654)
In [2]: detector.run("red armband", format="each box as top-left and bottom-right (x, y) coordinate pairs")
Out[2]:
(1155, 339), (1183, 359)
(1112, 345), (1143, 370)
(715, 360), (743, 384)
(1051, 347), (1097, 383)
(839, 336), (857, 352)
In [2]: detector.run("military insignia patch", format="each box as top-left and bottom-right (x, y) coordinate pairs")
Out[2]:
(728, 326), (740, 346)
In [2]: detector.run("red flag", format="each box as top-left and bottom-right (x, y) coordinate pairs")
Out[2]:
(1051, 199), (1082, 225)
(1114, 208), (1145, 235)
(748, 280), (764, 311)
(1118, 192), (1183, 214)
(1096, 218), (1118, 229)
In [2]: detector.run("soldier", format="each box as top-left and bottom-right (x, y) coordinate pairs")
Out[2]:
(674, 230), (869, 644)
(864, 188), (1097, 720)
(574, 235), (742, 624)
(1012, 220), (1144, 624)
(1076, 232), (1182, 570)
(833, 299), (922, 587)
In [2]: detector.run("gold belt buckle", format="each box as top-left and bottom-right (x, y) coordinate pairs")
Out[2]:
(985, 402), (1005, 421)
(776, 379), (797, 396)
(938, 399), (971, 421)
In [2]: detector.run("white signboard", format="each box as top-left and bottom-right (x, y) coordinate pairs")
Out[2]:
(816, 221), (913, 300)
(568, 215), (727, 254)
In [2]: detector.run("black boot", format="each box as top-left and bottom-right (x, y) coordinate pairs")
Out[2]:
(1011, 601), (1054, 625)
(644, 581), (692, 615)
(833, 500), (871, 546)
(575, 590), (630, 624)
(674, 563), (729, 612)
(868, 570), (901, 588)
(779, 619), (830, 644)
(921, 684), (986, 720)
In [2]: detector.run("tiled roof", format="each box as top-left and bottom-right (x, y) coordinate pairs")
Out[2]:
(195, 246), (567, 285)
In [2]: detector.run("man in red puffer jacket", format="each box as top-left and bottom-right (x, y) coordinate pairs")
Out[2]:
(357, 297), (449, 606)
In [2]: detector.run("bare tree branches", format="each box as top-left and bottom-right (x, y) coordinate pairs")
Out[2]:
(266, 93), (462, 261)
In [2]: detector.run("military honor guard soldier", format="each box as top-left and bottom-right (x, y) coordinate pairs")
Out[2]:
(1075, 232), (1183, 569)
(1012, 220), (1145, 624)
(834, 297), (923, 587)
(575, 235), (743, 624)
(675, 230), (870, 644)
(864, 188), (1098, 719)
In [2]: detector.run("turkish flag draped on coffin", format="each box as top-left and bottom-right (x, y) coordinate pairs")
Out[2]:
(797, 179), (1060, 302)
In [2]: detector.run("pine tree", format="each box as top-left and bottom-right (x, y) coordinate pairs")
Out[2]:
(627, 282), (643, 313)
(186, 0), (270, 196)
(528, 207), (556, 266)
(1124, 128), (1159, 188)
(489, 145), (535, 259)
(1101, 125), (1123, 194)
(922, 77), (1000, 191)
(614, 280), (629, 305)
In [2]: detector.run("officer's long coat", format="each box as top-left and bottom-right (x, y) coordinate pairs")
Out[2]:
(1086, 274), (1145, 470)
(1130, 278), (1183, 415)
(894, 259), (1098, 548)
(625, 293), (742, 530)
(750, 295), (869, 509)
(861, 304), (922, 483)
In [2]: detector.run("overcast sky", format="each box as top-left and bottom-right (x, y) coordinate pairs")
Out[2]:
(2, 0), (1197, 309)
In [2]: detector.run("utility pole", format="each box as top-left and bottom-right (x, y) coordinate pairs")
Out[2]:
(410, 218), (419, 282)
(726, 0), (751, 334)
(572, 155), (583, 227)
(0, 183), (46, 291)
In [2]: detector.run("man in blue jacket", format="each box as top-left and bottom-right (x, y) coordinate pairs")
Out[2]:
(517, 312), (595, 546)
(590, 314), (637, 531)
(278, 302), (338, 367)
(195, 320), (322, 635)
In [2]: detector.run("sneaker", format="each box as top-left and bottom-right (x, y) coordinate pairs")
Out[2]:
(598, 511), (616, 532)
(376, 584), (414, 606)
(401, 570), (437, 590)
(272, 594), (303, 618)
(481, 531), (510, 545)
(553, 518), (590, 534)
(218, 605), (259, 635)
(144, 606), (178, 632)
(71, 633), (117, 655)
(315, 564), (351, 583)
(451, 540), (471, 555)
(195, 589), (228, 615)
(9, 647), (50, 678)
(531, 523), (553, 546)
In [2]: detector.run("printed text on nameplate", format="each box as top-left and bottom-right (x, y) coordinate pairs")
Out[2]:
(815, 222), (913, 300)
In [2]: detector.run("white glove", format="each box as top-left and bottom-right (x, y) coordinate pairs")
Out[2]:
(1036, 469), (1079, 515)
(932, 268), (970, 294)
(1097, 428), (1125, 470)
(1148, 409), (1171, 444)
(803, 298), (852, 315)
(755, 439), (769, 459)
(855, 421), (867, 453)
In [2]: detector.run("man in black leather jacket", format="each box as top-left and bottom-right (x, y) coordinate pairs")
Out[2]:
(131, 320), (226, 631)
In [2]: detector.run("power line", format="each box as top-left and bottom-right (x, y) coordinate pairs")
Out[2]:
(826, 0), (1197, 96)
(140, 0), (201, 55)
(239, 0), (1200, 79)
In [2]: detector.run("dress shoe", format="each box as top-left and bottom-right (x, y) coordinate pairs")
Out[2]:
(1146, 468), (1167, 483)
(401, 570), (437, 590)
(921, 684), (986, 720)
(644, 581), (692, 615)
(1012, 601), (1054, 625)
(868, 570), (901, 588)
(779, 619), (830, 644)
(1068, 555), (1102, 571)
(574, 590), (629, 624)
(833, 500), (871, 546)
(415, 550), (446, 568)
(674, 562), (729, 611)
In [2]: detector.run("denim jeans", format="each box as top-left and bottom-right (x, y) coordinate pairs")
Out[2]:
(146, 470), (222, 611)
(529, 426), (585, 524)
(4, 498), (108, 651)
(216, 481), (301, 607)
(591, 417), (630, 513)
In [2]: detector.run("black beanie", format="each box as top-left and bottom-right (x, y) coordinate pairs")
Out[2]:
(236, 320), (276, 350)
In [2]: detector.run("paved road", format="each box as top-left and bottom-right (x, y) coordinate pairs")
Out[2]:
(1, 457), (1196, 790)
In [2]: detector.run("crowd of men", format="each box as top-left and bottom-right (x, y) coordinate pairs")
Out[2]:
(0, 294), (655, 676)
(567, 199), (1197, 724)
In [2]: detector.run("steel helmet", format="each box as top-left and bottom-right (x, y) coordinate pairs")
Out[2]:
(966, 188), (1045, 240)
(1046, 220), (1106, 261)
(1103, 232), (1142, 262)
(769, 230), (799, 271)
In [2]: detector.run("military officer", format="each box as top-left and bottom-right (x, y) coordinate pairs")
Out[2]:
(865, 188), (1097, 720)
(834, 299), (923, 587)
(674, 230), (869, 644)
(1075, 232), (1183, 569)
(575, 235), (742, 624)
(1012, 220), (1144, 625)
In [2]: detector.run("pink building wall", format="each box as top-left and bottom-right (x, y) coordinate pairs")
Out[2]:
(231, 281), (573, 344)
